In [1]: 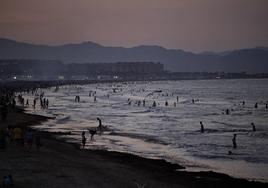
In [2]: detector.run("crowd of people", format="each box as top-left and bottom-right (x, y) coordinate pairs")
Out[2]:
(1, 81), (267, 156)
(0, 126), (42, 151)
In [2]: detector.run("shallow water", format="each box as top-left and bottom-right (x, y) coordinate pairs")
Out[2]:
(24, 79), (268, 182)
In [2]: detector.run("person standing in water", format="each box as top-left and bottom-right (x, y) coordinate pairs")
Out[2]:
(251, 123), (256, 132)
(89, 129), (97, 141)
(232, 134), (237, 148)
(200, 121), (204, 133)
(97, 117), (103, 134)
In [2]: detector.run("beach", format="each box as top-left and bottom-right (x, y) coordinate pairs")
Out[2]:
(0, 107), (267, 188)
(21, 79), (268, 181)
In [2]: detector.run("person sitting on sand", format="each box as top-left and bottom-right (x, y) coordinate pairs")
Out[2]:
(232, 134), (237, 148)
(81, 131), (86, 149)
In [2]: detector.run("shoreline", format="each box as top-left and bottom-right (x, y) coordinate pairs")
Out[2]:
(1, 108), (267, 187)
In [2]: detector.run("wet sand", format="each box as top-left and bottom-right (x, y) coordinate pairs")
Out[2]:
(0, 108), (267, 188)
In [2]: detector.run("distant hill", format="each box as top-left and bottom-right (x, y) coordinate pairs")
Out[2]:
(0, 38), (268, 73)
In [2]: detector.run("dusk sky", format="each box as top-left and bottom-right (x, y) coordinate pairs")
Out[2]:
(0, 0), (268, 52)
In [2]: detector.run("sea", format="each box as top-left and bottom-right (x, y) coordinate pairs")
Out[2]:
(23, 79), (268, 182)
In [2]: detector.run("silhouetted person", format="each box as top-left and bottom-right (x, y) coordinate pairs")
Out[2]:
(232, 134), (237, 148)
(152, 101), (156, 107)
(46, 99), (49, 108)
(255, 102), (258, 108)
(33, 99), (36, 108)
(176, 96), (179, 102)
(266, 103), (268, 109)
(89, 129), (97, 141)
(200, 121), (204, 133)
(251, 123), (256, 132)
(81, 131), (86, 149)
(192, 99), (195, 104)
(226, 109), (230, 115)
(165, 101), (168, 106)
(242, 101), (245, 106)
(25, 128), (33, 150)
(26, 99), (29, 106)
(97, 117), (102, 133)
(143, 100), (145, 107)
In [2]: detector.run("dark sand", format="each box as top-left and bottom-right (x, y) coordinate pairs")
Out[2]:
(0, 108), (267, 188)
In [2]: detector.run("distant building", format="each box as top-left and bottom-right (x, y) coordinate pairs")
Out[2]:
(0, 59), (165, 80)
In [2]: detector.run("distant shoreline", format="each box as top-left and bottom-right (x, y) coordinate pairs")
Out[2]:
(1, 77), (268, 92)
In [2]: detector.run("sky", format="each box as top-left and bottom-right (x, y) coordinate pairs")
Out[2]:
(0, 0), (268, 52)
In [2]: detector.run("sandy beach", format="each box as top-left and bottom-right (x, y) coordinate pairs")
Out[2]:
(0, 107), (266, 188)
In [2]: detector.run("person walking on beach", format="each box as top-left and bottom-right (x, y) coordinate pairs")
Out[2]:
(13, 126), (23, 146)
(200, 121), (204, 133)
(232, 134), (237, 148)
(255, 102), (258, 108)
(81, 131), (86, 149)
(25, 128), (33, 150)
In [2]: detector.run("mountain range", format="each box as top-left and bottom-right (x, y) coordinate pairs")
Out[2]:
(0, 38), (268, 73)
